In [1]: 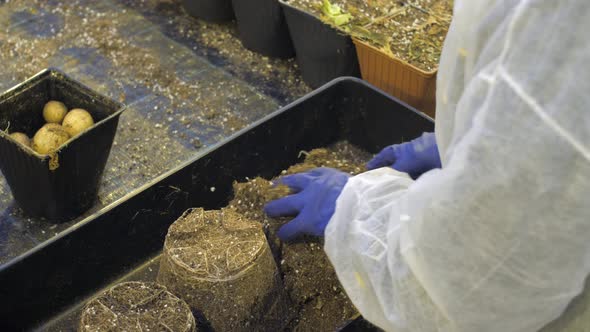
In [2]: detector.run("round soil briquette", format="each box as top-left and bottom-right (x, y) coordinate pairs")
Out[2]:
(79, 281), (197, 332)
(157, 208), (289, 332)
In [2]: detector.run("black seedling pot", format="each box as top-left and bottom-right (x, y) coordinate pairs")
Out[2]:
(0, 68), (126, 221)
(280, 0), (360, 88)
(182, 0), (235, 22)
(232, 0), (295, 58)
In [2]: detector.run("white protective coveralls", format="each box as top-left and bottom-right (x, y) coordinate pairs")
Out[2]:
(324, 1), (590, 331)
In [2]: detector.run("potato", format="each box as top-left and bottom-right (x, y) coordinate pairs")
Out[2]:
(32, 123), (70, 155)
(9, 132), (31, 147)
(43, 100), (68, 124)
(62, 108), (94, 137)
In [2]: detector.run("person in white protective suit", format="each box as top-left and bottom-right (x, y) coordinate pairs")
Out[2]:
(264, 1), (590, 331)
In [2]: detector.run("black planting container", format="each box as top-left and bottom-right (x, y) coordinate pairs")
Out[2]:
(0, 68), (125, 221)
(182, 0), (235, 22)
(232, 0), (295, 58)
(0, 77), (432, 330)
(280, 0), (360, 88)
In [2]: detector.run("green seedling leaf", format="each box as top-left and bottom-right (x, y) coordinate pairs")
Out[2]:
(333, 13), (352, 25)
(322, 0), (353, 26)
(322, 0), (341, 16)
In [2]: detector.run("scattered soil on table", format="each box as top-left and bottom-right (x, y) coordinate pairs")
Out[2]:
(157, 208), (289, 332)
(79, 281), (197, 332)
(228, 141), (372, 331)
(0, 0), (308, 134)
(168, 11), (312, 104)
(287, 0), (453, 71)
(0, 0), (308, 185)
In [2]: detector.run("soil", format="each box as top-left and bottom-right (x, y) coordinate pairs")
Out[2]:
(79, 281), (197, 332)
(228, 141), (372, 331)
(157, 208), (289, 332)
(286, 0), (453, 71)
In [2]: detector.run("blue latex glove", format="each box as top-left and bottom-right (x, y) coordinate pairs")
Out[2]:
(264, 168), (350, 241)
(366, 132), (441, 178)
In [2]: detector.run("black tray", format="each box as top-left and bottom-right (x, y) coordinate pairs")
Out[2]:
(0, 78), (432, 330)
(232, 0), (295, 58)
(280, 1), (361, 88)
(182, 0), (235, 22)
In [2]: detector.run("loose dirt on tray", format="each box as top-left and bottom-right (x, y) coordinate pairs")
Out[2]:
(228, 141), (372, 331)
(286, 0), (453, 72)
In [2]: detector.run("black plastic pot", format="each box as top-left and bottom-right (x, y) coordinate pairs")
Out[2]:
(232, 0), (295, 58)
(0, 77), (432, 330)
(280, 1), (360, 88)
(182, 0), (235, 22)
(0, 69), (125, 221)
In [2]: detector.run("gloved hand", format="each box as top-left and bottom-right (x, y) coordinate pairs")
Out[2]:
(366, 132), (441, 178)
(264, 168), (350, 241)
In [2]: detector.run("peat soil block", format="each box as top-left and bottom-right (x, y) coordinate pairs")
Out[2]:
(157, 208), (289, 331)
(79, 281), (197, 332)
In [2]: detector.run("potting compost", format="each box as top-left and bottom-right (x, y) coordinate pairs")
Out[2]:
(79, 281), (197, 332)
(157, 208), (289, 331)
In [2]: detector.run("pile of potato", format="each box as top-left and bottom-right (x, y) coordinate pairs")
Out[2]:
(9, 100), (94, 155)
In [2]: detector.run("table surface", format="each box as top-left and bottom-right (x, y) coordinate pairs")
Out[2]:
(0, 0), (310, 265)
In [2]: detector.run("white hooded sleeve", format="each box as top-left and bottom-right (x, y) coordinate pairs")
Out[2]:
(324, 1), (590, 331)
